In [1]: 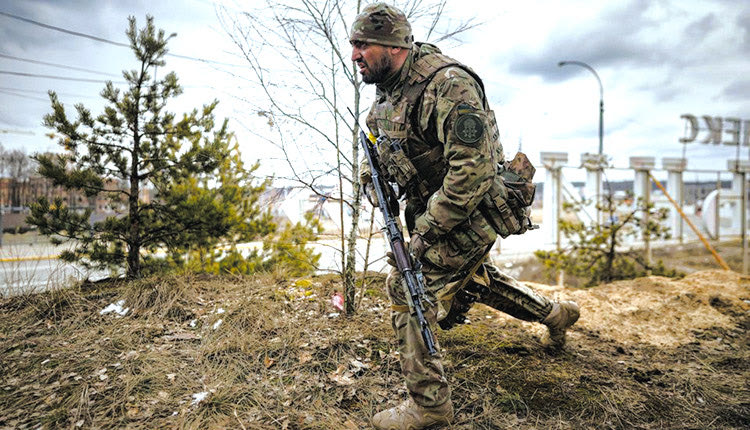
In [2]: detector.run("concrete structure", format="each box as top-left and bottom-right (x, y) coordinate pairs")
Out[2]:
(538, 151), (749, 273)
(662, 157), (687, 242)
(581, 152), (608, 225)
(629, 157), (656, 265)
(540, 152), (568, 248)
(728, 159), (750, 273)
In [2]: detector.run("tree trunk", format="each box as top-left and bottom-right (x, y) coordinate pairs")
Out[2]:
(127, 72), (142, 279)
(128, 143), (141, 279)
(344, 46), (363, 315)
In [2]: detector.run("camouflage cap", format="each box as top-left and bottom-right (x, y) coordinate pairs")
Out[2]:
(350, 2), (413, 48)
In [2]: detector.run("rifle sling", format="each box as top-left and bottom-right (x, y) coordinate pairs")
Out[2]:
(446, 244), (493, 301)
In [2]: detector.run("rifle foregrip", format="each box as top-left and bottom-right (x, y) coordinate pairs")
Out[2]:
(418, 312), (438, 356)
(423, 327), (437, 356)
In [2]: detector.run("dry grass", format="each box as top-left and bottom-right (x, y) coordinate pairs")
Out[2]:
(1, 269), (748, 429)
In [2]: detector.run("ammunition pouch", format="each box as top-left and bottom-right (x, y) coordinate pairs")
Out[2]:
(376, 136), (445, 203)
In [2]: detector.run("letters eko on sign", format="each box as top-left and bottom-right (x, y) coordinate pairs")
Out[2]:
(680, 114), (750, 146)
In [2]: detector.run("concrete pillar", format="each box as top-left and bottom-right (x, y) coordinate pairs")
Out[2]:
(728, 159), (750, 273)
(581, 153), (608, 226)
(541, 152), (568, 249)
(630, 157), (656, 267)
(662, 157), (687, 243)
(728, 160), (750, 194)
(728, 160), (750, 235)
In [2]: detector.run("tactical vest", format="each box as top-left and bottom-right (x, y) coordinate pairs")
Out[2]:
(370, 45), (534, 238)
(369, 45), (499, 201)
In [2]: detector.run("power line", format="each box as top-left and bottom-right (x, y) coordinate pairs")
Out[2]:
(0, 129), (35, 136)
(0, 86), (97, 99)
(0, 53), (120, 77)
(0, 89), (50, 103)
(0, 10), (244, 68)
(0, 11), (129, 47)
(0, 71), (216, 91)
(0, 70), (126, 84)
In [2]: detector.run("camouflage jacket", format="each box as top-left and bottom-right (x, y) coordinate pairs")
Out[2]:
(365, 43), (504, 246)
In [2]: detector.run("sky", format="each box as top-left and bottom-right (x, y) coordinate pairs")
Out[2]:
(1, 0), (749, 185)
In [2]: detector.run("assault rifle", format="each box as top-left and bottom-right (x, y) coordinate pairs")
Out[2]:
(359, 131), (438, 356)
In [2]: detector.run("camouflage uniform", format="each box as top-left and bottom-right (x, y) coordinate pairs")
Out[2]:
(352, 2), (577, 418)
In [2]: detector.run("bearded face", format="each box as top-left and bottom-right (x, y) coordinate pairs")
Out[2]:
(359, 50), (393, 84)
(352, 42), (395, 85)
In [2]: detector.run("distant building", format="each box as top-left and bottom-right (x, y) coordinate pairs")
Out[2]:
(0, 175), (151, 230)
(258, 186), (378, 234)
(260, 186), (340, 228)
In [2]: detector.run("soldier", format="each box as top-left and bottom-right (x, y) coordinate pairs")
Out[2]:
(350, 3), (580, 429)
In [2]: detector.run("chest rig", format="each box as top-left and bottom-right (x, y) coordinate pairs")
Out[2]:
(370, 47), (489, 205)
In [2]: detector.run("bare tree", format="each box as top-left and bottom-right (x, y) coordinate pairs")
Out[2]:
(219, 0), (478, 314)
(2, 148), (34, 207)
(5, 149), (30, 180)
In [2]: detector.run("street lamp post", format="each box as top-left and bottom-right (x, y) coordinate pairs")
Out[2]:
(559, 60), (605, 226)
(558, 60), (604, 155)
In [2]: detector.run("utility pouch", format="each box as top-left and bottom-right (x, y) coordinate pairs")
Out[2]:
(479, 152), (537, 238)
(478, 178), (519, 238)
(500, 152), (536, 209)
(500, 152), (537, 233)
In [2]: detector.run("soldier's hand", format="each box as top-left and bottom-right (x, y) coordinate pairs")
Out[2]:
(385, 251), (397, 267)
(363, 183), (380, 207)
(409, 233), (430, 261)
(359, 168), (372, 187)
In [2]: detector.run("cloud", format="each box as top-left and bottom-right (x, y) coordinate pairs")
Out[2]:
(683, 13), (719, 42)
(506, 0), (664, 80)
(738, 9), (750, 53)
(505, 0), (745, 83)
(721, 79), (750, 101)
(0, 101), (47, 128)
(0, 1), (122, 52)
(0, 0), (205, 56)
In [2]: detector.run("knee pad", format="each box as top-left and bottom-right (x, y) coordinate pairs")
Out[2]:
(479, 266), (553, 322)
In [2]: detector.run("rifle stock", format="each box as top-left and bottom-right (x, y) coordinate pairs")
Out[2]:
(359, 131), (438, 356)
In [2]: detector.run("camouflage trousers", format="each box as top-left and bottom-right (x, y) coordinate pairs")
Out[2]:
(386, 244), (554, 408)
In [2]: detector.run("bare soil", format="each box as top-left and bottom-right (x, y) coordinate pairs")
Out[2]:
(515, 239), (749, 287)
(0, 266), (748, 429)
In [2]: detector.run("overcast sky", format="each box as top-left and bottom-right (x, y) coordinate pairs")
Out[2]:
(1, 0), (749, 184)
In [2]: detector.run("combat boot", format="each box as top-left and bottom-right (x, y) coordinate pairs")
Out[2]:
(542, 301), (580, 349)
(372, 398), (454, 430)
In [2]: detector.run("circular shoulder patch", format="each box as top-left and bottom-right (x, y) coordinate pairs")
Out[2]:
(454, 113), (484, 145)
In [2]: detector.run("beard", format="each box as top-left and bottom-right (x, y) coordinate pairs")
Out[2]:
(360, 51), (393, 84)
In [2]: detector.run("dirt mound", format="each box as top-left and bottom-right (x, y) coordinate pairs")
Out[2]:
(512, 270), (749, 347)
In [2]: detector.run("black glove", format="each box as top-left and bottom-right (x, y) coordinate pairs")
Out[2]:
(409, 233), (430, 261)
(385, 251), (396, 267)
(363, 182), (379, 208)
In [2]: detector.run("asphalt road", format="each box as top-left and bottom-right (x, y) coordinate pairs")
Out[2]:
(0, 228), (557, 296)
(0, 257), (109, 296)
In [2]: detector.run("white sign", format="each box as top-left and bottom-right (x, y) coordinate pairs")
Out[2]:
(680, 114), (750, 146)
